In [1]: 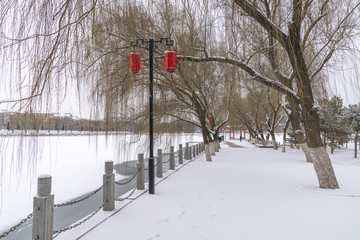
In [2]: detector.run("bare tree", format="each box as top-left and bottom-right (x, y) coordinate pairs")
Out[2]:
(263, 88), (284, 150)
(232, 82), (284, 149)
(233, 86), (268, 141)
(178, 0), (360, 188)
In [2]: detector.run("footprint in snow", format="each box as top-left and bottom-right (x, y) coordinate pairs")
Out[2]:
(155, 218), (171, 225)
(179, 210), (186, 219)
(146, 234), (160, 240)
(179, 203), (190, 208)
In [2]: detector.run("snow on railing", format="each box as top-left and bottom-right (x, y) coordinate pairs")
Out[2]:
(1, 141), (205, 240)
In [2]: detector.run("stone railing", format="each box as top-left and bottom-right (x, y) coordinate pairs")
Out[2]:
(0, 142), (205, 240)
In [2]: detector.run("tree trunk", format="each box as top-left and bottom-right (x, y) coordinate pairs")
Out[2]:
(297, 79), (338, 188)
(266, 133), (270, 140)
(286, 18), (339, 189)
(204, 143), (212, 162)
(287, 98), (313, 163)
(209, 141), (216, 156)
(213, 132), (220, 152)
(282, 117), (290, 153)
(300, 103), (338, 188)
(330, 138), (335, 154)
(214, 140), (220, 152)
(355, 132), (358, 158)
(200, 120), (212, 162)
(270, 130), (278, 150)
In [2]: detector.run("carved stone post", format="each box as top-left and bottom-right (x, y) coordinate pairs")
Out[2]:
(32, 175), (54, 240)
(170, 146), (175, 170)
(189, 145), (192, 160)
(179, 144), (183, 164)
(157, 149), (163, 178)
(103, 161), (115, 211)
(137, 154), (145, 190)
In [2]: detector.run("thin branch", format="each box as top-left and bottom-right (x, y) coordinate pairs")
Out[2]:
(177, 55), (299, 103)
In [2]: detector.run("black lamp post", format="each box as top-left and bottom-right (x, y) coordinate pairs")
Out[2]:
(130, 38), (174, 194)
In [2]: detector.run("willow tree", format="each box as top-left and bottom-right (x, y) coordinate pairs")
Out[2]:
(0, 0), (101, 111)
(151, 0), (232, 161)
(179, 0), (360, 189)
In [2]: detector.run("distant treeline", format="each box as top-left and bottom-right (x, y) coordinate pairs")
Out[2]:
(0, 112), (198, 133)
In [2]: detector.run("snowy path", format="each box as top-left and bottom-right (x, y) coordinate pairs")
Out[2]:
(58, 140), (360, 240)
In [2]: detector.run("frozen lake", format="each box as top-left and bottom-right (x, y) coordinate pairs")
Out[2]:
(0, 132), (201, 239)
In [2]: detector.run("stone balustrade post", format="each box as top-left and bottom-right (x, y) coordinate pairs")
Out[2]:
(179, 144), (183, 164)
(185, 143), (189, 160)
(189, 145), (192, 160)
(103, 161), (115, 211)
(137, 154), (145, 190)
(32, 175), (54, 240)
(196, 144), (199, 155)
(193, 145), (196, 158)
(157, 149), (163, 178)
(170, 146), (175, 170)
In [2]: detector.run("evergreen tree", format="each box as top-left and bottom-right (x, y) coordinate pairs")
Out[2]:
(346, 104), (360, 158)
(319, 96), (350, 154)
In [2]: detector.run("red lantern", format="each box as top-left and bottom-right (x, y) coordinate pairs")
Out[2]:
(164, 51), (177, 72)
(129, 52), (140, 73)
(208, 116), (213, 122)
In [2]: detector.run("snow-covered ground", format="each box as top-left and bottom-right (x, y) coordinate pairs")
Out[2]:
(56, 139), (360, 240)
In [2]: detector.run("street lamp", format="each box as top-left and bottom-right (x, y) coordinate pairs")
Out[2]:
(129, 38), (176, 194)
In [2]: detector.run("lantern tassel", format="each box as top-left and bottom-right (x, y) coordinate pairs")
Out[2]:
(171, 74), (174, 82)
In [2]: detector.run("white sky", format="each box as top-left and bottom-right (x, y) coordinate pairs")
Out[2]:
(326, 35), (360, 106)
(328, 52), (360, 107)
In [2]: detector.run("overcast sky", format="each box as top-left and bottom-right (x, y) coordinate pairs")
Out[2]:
(327, 40), (360, 107)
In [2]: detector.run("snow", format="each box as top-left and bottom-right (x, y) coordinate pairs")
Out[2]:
(0, 133), (198, 232)
(56, 140), (360, 240)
